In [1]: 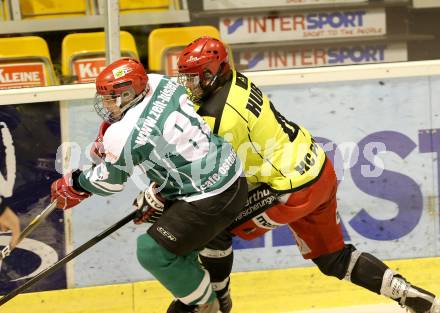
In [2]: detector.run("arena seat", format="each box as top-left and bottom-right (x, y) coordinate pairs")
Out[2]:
(148, 26), (221, 75)
(19, 0), (91, 19)
(1, 0), (8, 20)
(119, 0), (170, 13)
(0, 36), (58, 89)
(61, 31), (139, 83)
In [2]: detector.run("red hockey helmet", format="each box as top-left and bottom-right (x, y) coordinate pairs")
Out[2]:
(177, 36), (230, 101)
(94, 57), (148, 123)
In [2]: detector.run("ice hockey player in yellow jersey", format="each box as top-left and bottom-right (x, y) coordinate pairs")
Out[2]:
(176, 36), (440, 313)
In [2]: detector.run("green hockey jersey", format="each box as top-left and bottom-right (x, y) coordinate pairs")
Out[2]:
(79, 74), (242, 201)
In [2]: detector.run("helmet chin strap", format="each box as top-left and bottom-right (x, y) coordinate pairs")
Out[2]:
(200, 64), (229, 101)
(119, 87), (148, 116)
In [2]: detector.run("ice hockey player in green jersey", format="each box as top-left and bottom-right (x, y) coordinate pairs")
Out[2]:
(50, 57), (248, 313)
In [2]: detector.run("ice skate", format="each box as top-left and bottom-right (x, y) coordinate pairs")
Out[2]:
(217, 289), (232, 313)
(167, 298), (220, 313)
(381, 270), (439, 313)
(404, 296), (440, 313)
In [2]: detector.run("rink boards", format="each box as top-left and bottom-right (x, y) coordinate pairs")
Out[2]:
(2, 62), (440, 313)
(1, 256), (439, 313)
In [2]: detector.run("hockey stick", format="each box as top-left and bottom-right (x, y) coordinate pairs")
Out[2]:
(0, 209), (138, 307)
(1, 200), (58, 260)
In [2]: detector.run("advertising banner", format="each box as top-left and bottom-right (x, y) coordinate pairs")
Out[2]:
(0, 103), (65, 294)
(164, 42), (406, 75)
(0, 63), (47, 89)
(72, 58), (106, 83)
(236, 42), (407, 71)
(204, 0), (367, 10)
(165, 50), (181, 76)
(220, 9), (386, 44)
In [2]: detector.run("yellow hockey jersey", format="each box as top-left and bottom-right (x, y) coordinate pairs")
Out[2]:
(197, 70), (326, 192)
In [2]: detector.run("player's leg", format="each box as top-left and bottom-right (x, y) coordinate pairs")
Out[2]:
(137, 177), (247, 313)
(199, 231), (234, 313)
(202, 182), (287, 313)
(289, 184), (439, 312)
(312, 244), (440, 313)
(137, 235), (217, 312)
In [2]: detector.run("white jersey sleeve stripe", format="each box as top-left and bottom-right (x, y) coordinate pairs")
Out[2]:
(90, 180), (124, 194)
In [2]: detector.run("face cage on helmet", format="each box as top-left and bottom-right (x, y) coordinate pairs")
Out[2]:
(177, 73), (204, 102)
(94, 88), (148, 124)
(94, 94), (124, 124)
